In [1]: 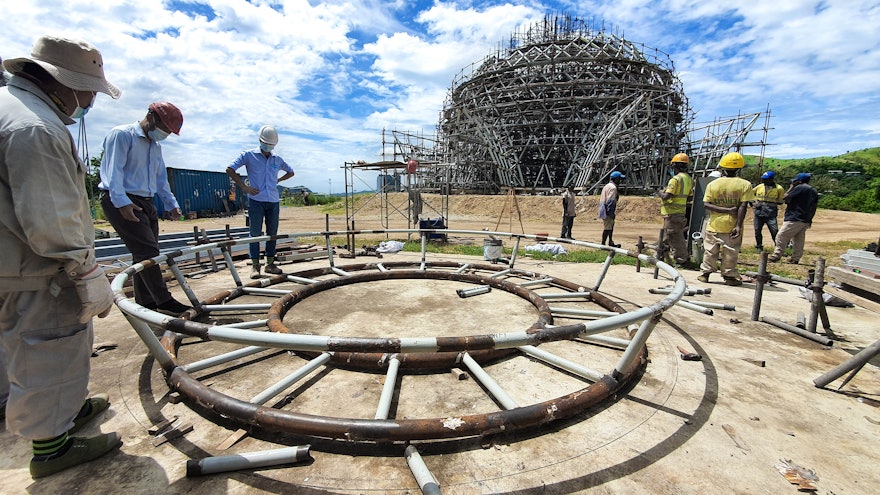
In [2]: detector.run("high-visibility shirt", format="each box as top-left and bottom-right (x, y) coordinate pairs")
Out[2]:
(660, 172), (694, 215)
(704, 177), (755, 234)
(753, 183), (785, 204)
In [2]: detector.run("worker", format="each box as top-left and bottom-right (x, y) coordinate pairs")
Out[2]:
(751, 170), (785, 251)
(658, 153), (694, 265)
(1, 34), (122, 479)
(598, 171), (624, 247)
(768, 172), (819, 264)
(226, 125), (296, 279)
(698, 152), (755, 286)
(560, 184), (577, 239)
(99, 101), (192, 315)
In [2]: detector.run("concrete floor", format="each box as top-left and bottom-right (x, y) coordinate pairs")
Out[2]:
(2, 245), (879, 494)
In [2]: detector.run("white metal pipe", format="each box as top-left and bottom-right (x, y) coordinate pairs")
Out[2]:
(488, 268), (512, 278)
(201, 303), (273, 312)
(331, 267), (350, 277)
(550, 307), (618, 317)
(461, 352), (518, 410)
(404, 445), (441, 495)
(674, 299), (714, 315)
(539, 292), (591, 299)
(221, 247), (243, 287)
(455, 263), (472, 273)
(614, 315), (660, 376)
(456, 285), (491, 298)
(681, 299), (735, 311)
(250, 352), (333, 405)
(377, 263), (389, 272)
(518, 345), (602, 382)
(186, 445), (312, 477)
(518, 277), (554, 287)
(183, 346), (269, 373)
(287, 275), (320, 285)
(592, 251), (616, 291)
(241, 287), (293, 296)
(375, 356), (400, 419)
(577, 334), (631, 349)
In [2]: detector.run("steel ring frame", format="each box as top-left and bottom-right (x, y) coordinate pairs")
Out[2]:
(112, 229), (686, 442)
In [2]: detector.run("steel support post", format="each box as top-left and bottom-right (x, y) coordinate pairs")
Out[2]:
(814, 339), (880, 389)
(404, 445), (441, 495)
(461, 352), (518, 410)
(614, 315), (660, 377)
(761, 317), (833, 346)
(375, 356), (401, 419)
(251, 353), (333, 406)
(221, 246), (243, 287)
(168, 257), (200, 307)
(751, 252), (768, 321)
(592, 251), (615, 291)
(518, 345), (603, 382)
(183, 346), (269, 373)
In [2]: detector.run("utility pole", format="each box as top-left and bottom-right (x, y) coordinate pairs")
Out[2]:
(328, 178), (332, 195)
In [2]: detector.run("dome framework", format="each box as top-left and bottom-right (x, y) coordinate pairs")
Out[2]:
(437, 14), (690, 194)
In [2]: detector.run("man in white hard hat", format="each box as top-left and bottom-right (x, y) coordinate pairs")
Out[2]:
(0, 35), (122, 478)
(227, 125), (296, 279)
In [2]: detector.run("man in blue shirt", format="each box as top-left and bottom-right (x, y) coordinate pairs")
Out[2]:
(99, 101), (191, 315)
(226, 125), (295, 279)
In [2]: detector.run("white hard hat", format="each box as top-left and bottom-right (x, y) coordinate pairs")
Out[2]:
(259, 125), (278, 146)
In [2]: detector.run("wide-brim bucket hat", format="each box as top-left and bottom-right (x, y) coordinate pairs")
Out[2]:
(3, 35), (121, 99)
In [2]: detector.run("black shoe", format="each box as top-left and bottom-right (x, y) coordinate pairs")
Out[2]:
(156, 299), (191, 315)
(610, 243), (621, 248)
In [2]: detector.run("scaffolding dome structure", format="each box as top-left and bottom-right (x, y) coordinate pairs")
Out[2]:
(437, 14), (691, 194)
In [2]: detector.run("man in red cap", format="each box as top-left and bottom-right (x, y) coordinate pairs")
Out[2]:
(98, 101), (191, 315)
(1, 34), (122, 479)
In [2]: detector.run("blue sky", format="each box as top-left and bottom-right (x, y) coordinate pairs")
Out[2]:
(2, 1), (878, 194)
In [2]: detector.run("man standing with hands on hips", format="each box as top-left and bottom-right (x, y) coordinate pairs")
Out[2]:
(99, 101), (191, 315)
(227, 125), (295, 279)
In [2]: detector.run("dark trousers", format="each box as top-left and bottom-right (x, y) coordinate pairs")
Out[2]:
(247, 200), (281, 260)
(561, 215), (575, 238)
(753, 215), (779, 248)
(101, 192), (172, 307)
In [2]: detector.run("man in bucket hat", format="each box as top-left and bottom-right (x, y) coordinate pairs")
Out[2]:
(98, 101), (191, 315)
(0, 35), (122, 478)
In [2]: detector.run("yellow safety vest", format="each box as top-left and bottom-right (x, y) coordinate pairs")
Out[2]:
(753, 183), (784, 204)
(660, 173), (694, 215)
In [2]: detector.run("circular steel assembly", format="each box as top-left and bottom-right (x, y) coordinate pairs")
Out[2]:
(112, 228), (685, 450)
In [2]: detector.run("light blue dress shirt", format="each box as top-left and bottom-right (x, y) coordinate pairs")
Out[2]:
(98, 122), (179, 211)
(227, 149), (294, 203)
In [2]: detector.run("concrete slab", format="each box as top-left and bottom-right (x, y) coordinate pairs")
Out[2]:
(2, 247), (879, 494)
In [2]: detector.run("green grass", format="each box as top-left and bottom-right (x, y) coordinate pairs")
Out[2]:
(397, 240), (639, 266)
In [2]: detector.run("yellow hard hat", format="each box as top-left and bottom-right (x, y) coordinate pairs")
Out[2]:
(670, 153), (690, 164)
(719, 152), (745, 169)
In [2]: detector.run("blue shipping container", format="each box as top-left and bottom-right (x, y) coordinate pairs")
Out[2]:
(153, 168), (246, 217)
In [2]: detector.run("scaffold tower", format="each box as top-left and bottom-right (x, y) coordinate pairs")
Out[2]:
(437, 14), (691, 194)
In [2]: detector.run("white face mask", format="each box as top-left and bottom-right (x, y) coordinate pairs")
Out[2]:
(149, 128), (170, 142)
(70, 91), (94, 119)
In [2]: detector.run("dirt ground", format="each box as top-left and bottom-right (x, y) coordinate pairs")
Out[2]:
(3, 193), (877, 494)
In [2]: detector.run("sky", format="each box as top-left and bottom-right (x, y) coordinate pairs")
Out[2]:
(2, 1), (879, 194)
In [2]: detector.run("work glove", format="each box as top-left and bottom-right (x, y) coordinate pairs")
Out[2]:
(74, 266), (115, 323)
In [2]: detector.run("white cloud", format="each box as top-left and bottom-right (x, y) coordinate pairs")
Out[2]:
(2, 0), (879, 196)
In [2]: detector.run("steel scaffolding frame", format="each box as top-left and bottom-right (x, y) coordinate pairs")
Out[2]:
(437, 14), (691, 194)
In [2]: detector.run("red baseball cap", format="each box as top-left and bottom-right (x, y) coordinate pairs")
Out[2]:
(148, 101), (183, 135)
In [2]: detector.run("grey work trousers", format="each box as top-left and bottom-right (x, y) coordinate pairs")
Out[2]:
(0, 275), (92, 439)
